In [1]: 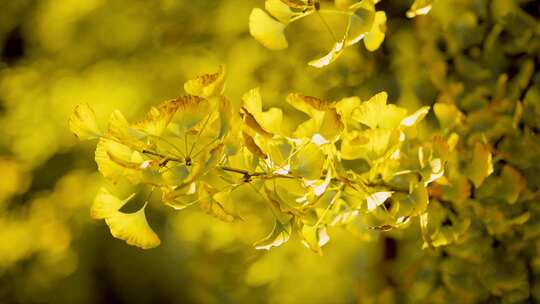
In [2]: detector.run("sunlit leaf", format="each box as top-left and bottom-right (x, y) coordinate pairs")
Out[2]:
(352, 92), (407, 130)
(265, 0), (293, 24)
(105, 204), (161, 249)
(290, 141), (325, 180)
(249, 8), (288, 50)
(91, 187), (135, 219)
(69, 103), (102, 140)
(363, 11), (386, 51)
(184, 65), (226, 98)
(242, 87), (283, 135)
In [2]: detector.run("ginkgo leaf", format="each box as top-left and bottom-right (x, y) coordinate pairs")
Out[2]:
(434, 103), (464, 131)
(401, 106), (430, 127)
(346, 4), (375, 46)
(352, 92), (406, 129)
(135, 99), (181, 136)
(170, 95), (211, 134)
(366, 191), (392, 211)
(242, 88), (283, 135)
(95, 137), (140, 183)
(199, 184), (236, 222)
(335, 96), (362, 121)
(105, 204), (161, 249)
(308, 41), (346, 68)
(407, 183), (429, 216)
(406, 0), (434, 18)
(249, 8), (288, 50)
(363, 11), (386, 51)
(162, 182), (198, 210)
(287, 94), (343, 141)
(107, 110), (145, 145)
(265, 0), (293, 24)
(69, 103), (102, 140)
(243, 132), (268, 159)
(340, 128), (400, 161)
(466, 142), (493, 188)
(184, 65), (226, 98)
(300, 224), (330, 254)
(290, 141), (325, 180)
(254, 219), (292, 250)
(91, 187), (135, 219)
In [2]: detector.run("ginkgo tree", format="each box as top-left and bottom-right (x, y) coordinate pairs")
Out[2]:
(70, 65), (449, 251)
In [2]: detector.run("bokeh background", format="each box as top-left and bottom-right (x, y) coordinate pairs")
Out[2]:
(1, 0), (539, 303)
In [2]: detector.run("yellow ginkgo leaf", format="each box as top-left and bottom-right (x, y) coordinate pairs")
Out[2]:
(170, 95), (211, 134)
(243, 132), (268, 159)
(352, 92), (406, 129)
(363, 11), (386, 51)
(466, 142), (493, 188)
(366, 191), (393, 211)
(135, 99), (181, 136)
(242, 88), (283, 135)
(95, 137), (140, 183)
(105, 204), (161, 249)
(249, 8), (288, 50)
(434, 102), (464, 131)
(340, 128), (400, 161)
(287, 94), (343, 141)
(406, 0), (434, 18)
(184, 65), (226, 98)
(290, 141), (325, 180)
(309, 41), (346, 68)
(162, 182), (198, 210)
(69, 103), (102, 140)
(401, 106), (430, 127)
(346, 1), (376, 46)
(254, 219), (292, 250)
(300, 224), (330, 254)
(91, 187), (135, 219)
(265, 0), (293, 24)
(199, 184), (236, 222)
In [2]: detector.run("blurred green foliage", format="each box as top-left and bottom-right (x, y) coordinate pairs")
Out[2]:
(1, 0), (540, 303)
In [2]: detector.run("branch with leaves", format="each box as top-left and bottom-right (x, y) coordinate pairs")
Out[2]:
(249, 0), (434, 68)
(70, 65), (451, 252)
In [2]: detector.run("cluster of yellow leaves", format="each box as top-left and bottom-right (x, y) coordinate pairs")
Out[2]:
(249, 0), (434, 68)
(249, 0), (387, 67)
(71, 65), (448, 252)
